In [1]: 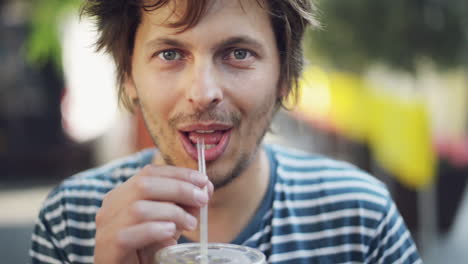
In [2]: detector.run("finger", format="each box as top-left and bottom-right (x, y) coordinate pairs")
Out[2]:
(182, 205), (200, 219)
(108, 165), (209, 212)
(128, 200), (198, 231)
(97, 166), (210, 228)
(138, 165), (208, 188)
(117, 222), (176, 252)
(173, 230), (183, 242)
(134, 176), (209, 207)
(207, 180), (214, 197)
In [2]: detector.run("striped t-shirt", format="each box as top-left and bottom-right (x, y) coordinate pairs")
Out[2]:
(30, 144), (422, 263)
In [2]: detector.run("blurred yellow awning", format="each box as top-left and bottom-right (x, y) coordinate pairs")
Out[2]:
(294, 66), (436, 189)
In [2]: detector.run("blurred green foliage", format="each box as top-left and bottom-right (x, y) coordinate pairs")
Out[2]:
(26, 0), (81, 72)
(307, 0), (468, 73)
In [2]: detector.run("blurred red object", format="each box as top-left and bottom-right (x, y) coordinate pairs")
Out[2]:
(435, 137), (468, 168)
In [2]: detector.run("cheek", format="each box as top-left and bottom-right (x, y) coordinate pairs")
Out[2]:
(226, 70), (279, 112)
(135, 71), (181, 114)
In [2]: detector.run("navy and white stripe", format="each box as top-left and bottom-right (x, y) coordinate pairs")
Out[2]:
(30, 145), (421, 263)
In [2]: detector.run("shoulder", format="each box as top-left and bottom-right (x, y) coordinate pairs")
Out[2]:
(263, 145), (420, 263)
(267, 144), (391, 218)
(40, 148), (155, 220)
(30, 149), (155, 262)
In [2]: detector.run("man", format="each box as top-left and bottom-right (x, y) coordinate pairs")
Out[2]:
(30, 0), (422, 263)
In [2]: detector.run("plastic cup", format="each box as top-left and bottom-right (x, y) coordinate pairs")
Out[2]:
(155, 243), (266, 264)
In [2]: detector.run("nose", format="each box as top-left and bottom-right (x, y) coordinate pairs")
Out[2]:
(185, 59), (223, 111)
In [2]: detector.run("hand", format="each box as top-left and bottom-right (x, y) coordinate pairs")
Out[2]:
(93, 165), (213, 264)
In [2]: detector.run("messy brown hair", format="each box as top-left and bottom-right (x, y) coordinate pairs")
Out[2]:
(81, 0), (319, 111)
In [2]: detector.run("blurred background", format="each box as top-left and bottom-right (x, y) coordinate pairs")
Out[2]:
(0, 0), (467, 263)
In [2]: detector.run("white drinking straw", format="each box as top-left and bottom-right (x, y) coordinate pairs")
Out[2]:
(197, 138), (208, 264)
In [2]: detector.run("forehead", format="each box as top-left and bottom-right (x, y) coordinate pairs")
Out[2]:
(137, 0), (273, 42)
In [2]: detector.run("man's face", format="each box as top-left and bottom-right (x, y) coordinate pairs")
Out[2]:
(126, 0), (282, 188)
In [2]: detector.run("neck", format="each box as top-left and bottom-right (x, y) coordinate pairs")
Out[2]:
(210, 147), (269, 208)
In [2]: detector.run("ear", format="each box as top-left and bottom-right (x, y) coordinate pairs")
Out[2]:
(124, 73), (138, 103)
(277, 80), (290, 100)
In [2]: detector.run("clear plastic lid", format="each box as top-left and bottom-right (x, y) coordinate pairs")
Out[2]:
(155, 243), (266, 264)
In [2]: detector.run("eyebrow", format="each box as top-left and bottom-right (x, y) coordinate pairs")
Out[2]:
(145, 38), (192, 50)
(145, 35), (266, 53)
(215, 36), (265, 52)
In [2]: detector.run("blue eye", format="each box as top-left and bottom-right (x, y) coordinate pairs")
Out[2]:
(158, 50), (181, 61)
(232, 49), (249, 60)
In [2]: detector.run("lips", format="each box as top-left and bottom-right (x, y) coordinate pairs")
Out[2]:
(179, 124), (232, 162)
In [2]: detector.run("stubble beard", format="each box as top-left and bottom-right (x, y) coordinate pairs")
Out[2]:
(207, 98), (277, 190)
(139, 92), (278, 190)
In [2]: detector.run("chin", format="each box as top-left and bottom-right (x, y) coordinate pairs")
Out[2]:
(208, 150), (253, 189)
